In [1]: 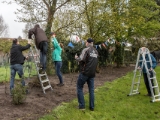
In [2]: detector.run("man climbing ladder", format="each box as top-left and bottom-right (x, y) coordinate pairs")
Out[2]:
(26, 39), (53, 94)
(128, 47), (160, 102)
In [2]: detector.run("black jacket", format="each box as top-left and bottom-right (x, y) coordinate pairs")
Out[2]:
(10, 43), (31, 65)
(76, 45), (98, 77)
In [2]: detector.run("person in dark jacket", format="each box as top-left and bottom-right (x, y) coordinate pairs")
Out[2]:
(138, 47), (157, 96)
(28, 24), (48, 73)
(75, 38), (98, 111)
(10, 38), (31, 94)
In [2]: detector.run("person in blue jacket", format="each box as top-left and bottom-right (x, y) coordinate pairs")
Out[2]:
(51, 32), (64, 87)
(139, 47), (157, 96)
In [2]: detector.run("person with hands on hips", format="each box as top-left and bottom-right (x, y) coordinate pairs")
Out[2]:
(51, 32), (64, 87)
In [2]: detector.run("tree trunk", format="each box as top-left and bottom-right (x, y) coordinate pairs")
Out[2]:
(45, 12), (54, 75)
(114, 41), (123, 68)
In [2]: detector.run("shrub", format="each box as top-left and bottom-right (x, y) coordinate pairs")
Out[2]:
(11, 83), (27, 105)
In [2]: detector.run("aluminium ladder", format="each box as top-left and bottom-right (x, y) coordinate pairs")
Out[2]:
(25, 39), (53, 94)
(128, 47), (160, 102)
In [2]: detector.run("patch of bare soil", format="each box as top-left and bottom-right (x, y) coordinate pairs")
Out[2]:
(0, 65), (134, 120)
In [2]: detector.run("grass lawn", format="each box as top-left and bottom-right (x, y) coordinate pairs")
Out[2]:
(40, 66), (160, 120)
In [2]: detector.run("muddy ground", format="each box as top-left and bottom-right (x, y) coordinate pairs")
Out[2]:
(0, 65), (135, 120)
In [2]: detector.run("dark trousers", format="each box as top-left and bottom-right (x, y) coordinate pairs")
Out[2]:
(77, 73), (94, 109)
(54, 61), (63, 84)
(143, 72), (155, 96)
(39, 41), (48, 71)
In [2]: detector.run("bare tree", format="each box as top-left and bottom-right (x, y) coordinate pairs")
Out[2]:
(0, 15), (9, 37)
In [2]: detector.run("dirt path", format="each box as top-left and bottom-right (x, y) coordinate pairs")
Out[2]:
(0, 66), (134, 120)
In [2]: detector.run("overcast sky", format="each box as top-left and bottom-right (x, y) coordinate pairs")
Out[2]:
(0, 1), (25, 38)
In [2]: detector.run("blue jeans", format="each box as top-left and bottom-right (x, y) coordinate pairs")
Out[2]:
(10, 64), (25, 91)
(54, 61), (63, 84)
(77, 73), (94, 109)
(39, 41), (48, 71)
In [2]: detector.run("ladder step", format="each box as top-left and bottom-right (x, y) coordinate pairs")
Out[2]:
(41, 79), (49, 83)
(134, 82), (140, 85)
(39, 73), (46, 76)
(150, 77), (156, 79)
(154, 94), (160, 97)
(152, 86), (158, 88)
(133, 90), (138, 92)
(138, 60), (143, 62)
(136, 75), (141, 77)
(43, 85), (52, 90)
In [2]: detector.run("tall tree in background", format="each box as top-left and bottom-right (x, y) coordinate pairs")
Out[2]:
(100, 0), (128, 67)
(0, 15), (9, 37)
(128, 0), (160, 38)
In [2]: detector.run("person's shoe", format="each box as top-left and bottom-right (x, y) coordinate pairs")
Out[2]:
(57, 83), (64, 87)
(145, 94), (151, 96)
(79, 108), (85, 111)
(26, 89), (29, 94)
(38, 63), (43, 68)
(90, 108), (94, 111)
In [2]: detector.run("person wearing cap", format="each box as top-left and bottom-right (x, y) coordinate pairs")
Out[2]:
(51, 32), (64, 87)
(75, 38), (98, 111)
(28, 24), (48, 74)
(10, 38), (31, 95)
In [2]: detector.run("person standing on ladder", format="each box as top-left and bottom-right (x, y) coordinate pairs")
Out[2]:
(28, 24), (48, 74)
(138, 47), (157, 96)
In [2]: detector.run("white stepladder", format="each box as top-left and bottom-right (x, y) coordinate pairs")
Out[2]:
(24, 39), (53, 94)
(128, 47), (160, 102)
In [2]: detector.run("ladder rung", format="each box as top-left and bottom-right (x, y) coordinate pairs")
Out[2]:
(39, 73), (46, 76)
(138, 60), (143, 62)
(42, 79), (49, 83)
(150, 77), (156, 79)
(133, 90), (138, 92)
(134, 82), (140, 84)
(44, 85), (51, 90)
(154, 94), (160, 97)
(136, 75), (141, 77)
(152, 86), (158, 88)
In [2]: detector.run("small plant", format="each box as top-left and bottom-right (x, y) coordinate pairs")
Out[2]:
(11, 83), (27, 105)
